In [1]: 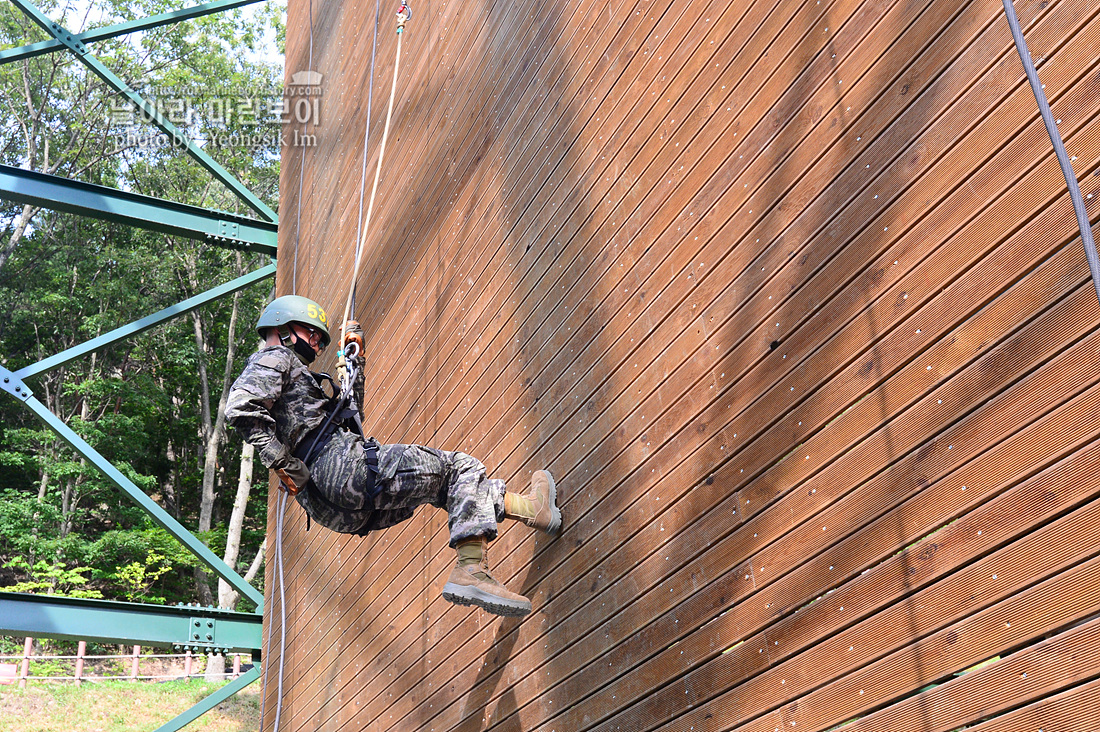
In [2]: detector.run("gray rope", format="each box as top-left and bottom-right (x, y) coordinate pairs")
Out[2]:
(291, 0), (316, 295)
(266, 0), (315, 721)
(1002, 0), (1100, 305)
(272, 491), (288, 731)
(352, 0), (383, 316)
(259, 490), (287, 731)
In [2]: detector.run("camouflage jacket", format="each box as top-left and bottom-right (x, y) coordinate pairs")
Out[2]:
(225, 344), (365, 470)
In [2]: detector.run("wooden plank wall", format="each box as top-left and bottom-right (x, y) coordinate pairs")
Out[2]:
(268, 0), (1100, 729)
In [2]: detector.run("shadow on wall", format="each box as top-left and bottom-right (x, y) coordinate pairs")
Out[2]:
(310, 0), (621, 729)
(440, 0), (611, 729)
(272, 0), (1100, 727)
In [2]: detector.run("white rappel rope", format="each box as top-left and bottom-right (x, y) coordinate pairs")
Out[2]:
(271, 491), (289, 731)
(262, 0), (316, 721)
(260, 489), (289, 730)
(265, 6), (409, 730)
(291, 0), (317, 295)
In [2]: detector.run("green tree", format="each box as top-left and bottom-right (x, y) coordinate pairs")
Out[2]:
(0, 0), (282, 645)
(4, 557), (102, 598)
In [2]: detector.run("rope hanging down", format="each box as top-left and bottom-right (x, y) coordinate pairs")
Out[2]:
(351, 0), (384, 317)
(1002, 0), (1100, 306)
(269, 490), (289, 732)
(338, 3), (412, 373)
(264, 7), (409, 730)
(291, 0), (317, 295)
(260, 0), (319, 724)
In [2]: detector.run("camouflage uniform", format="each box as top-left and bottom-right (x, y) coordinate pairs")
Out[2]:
(226, 344), (505, 545)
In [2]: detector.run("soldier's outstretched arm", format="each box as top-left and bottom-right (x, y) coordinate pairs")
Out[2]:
(227, 349), (293, 470)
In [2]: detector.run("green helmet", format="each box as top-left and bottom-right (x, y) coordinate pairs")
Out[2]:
(257, 295), (332, 348)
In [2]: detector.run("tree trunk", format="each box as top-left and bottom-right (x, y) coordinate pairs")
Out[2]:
(190, 299), (215, 606)
(206, 439), (257, 682)
(217, 441), (255, 610)
(0, 204), (37, 271)
(192, 307), (214, 530)
(162, 438), (180, 518)
(192, 260), (244, 607)
(36, 465), (48, 501)
(195, 269), (243, 532)
(60, 478), (73, 538)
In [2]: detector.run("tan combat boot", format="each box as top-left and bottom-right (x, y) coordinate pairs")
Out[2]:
(503, 469), (562, 535)
(442, 537), (532, 617)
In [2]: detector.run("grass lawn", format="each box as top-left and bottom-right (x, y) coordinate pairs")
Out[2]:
(0, 679), (260, 732)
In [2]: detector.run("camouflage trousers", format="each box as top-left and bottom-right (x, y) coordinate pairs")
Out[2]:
(297, 429), (506, 545)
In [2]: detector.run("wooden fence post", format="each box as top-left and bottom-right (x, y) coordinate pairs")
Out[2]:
(184, 650), (192, 679)
(232, 653), (241, 679)
(74, 641), (86, 684)
(131, 645), (140, 680)
(18, 637), (32, 689)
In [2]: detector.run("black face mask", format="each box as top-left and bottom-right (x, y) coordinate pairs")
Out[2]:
(292, 337), (318, 364)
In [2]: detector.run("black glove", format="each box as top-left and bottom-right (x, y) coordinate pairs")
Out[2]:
(273, 456), (311, 495)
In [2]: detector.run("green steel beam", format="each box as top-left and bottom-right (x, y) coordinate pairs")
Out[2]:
(0, 4), (275, 728)
(15, 263), (275, 380)
(0, 592), (263, 653)
(0, 381), (265, 610)
(8, 0), (278, 223)
(154, 666), (261, 732)
(0, 164), (278, 253)
(0, 0), (265, 64)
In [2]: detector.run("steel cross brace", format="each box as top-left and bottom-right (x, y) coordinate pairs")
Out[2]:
(0, 284), (275, 727)
(1, 382), (265, 609)
(16, 263), (276, 379)
(0, 266), (276, 609)
(0, 0), (266, 64)
(0, 592), (263, 654)
(7, 0), (278, 223)
(153, 666), (261, 732)
(0, 164), (278, 254)
(154, 666), (261, 732)
(0, 4), (279, 729)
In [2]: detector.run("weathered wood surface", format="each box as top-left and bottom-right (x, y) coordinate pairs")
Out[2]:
(267, 0), (1100, 729)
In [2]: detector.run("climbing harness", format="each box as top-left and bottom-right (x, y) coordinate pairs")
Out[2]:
(294, 341), (369, 467)
(266, 342), (370, 729)
(265, 5), (410, 729)
(1002, 0), (1100, 306)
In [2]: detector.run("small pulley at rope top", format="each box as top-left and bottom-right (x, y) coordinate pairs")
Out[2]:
(397, 1), (411, 30)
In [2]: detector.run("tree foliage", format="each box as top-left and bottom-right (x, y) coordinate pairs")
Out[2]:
(0, 0), (285, 623)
